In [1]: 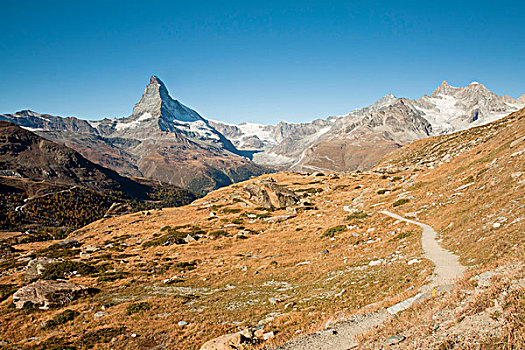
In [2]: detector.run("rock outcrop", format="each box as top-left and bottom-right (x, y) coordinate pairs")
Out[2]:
(25, 258), (57, 281)
(199, 332), (248, 350)
(13, 280), (95, 309)
(243, 178), (299, 209)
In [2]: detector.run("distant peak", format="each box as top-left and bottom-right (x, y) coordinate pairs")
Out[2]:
(432, 80), (459, 96)
(149, 75), (165, 86)
(130, 75), (203, 123)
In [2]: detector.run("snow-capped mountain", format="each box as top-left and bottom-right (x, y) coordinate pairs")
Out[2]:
(0, 76), (269, 193)
(210, 81), (524, 171)
(1, 78), (522, 183)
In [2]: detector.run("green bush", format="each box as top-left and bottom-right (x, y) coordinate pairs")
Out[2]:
(78, 327), (126, 348)
(393, 198), (410, 207)
(346, 212), (368, 221)
(44, 309), (79, 329)
(321, 225), (347, 238)
(0, 284), (16, 301)
(126, 302), (151, 315)
(209, 230), (229, 238)
(173, 261), (197, 270)
(221, 208), (241, 214)
(143, 230), (187, 247)
(35, 241), (81, 259)
(39, 261), (104, 280)
(96, 271), (128, 282)
(392, 230), (413, 240)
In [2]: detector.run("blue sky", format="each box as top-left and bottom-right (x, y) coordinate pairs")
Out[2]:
(0, 0), (524, 124)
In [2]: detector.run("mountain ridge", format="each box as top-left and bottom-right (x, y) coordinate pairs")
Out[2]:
(0, 76), (270, 194)
(1, 78), (522, 190)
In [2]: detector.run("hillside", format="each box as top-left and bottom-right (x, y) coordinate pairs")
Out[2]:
(0, 121), (197, 241)
(0, 108), (522, 349)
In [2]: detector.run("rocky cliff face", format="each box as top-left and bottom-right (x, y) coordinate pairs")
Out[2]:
(0, 76), (270, 194)
(210, 81), (523, 172)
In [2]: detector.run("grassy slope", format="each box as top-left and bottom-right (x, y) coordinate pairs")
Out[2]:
(0, 109), (523, 349)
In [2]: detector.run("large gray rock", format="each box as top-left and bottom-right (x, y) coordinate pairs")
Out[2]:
(13, 280), (93, 309)
(243, 178), (299, 209)
(25, 257), (57, 281)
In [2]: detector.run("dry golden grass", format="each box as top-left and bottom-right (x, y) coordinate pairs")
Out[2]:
(0, 109), (523, 349)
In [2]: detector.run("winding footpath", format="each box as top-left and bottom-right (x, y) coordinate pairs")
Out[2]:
(271, 211), (466, 350)
(380, 211), (466, 289)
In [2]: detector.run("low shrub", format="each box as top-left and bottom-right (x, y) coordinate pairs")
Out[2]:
(209, 230), (229, 238)
(321, 225), (347, 238)
(393, 198), (410, 207)
(44, 309), (79, 329)
(126, 302), (151, 315)
(39, 261), (105, 280)
(346, 212), (368, 221)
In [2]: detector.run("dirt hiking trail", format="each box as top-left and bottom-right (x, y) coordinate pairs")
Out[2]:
(270, 211), (466, 350)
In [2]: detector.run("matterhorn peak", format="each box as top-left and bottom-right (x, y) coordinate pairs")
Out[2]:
(131, 75), (203, 123)
(149, 75), (163, 85)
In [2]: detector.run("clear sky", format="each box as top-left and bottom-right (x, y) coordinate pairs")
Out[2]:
(0, 0), (524, 124)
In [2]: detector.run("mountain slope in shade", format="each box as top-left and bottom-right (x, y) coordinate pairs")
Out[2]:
(0, 121), (197, 235)
(211, 81), (524, 172)
(0, 76), (270, 194)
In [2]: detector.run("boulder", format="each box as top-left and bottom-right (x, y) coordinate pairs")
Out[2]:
(200, 332), (248, 350)
(243, 178), (299, 209)
(13, 280), (95, 309)
(25, 257), (57, 281)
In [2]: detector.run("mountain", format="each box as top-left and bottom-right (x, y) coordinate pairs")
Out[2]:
(0, 121), (197, 237)
(0, 76), (270, 194)
(211, 81), (524, 172)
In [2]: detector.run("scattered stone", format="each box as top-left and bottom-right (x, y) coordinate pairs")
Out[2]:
(178, 320), (188, 326)
(94, 311), (108, 320)
(369, 259), (382, 266)
(81, 245), (100, 253)
(263, 331), (276, 340)
(264, 215), (294, 223)
(407, 258), (421, 265)
(385, 334), (406, 345)
(254, 329), (265, 338)
(184, 234), (197, 243)
(239, 328), (253, 339)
